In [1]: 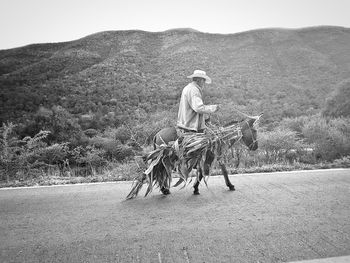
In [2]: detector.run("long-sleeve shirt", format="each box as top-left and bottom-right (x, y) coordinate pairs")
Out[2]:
(177, 81), (217, 132)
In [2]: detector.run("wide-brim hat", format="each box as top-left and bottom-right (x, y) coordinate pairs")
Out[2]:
(187, 70), (212, 84)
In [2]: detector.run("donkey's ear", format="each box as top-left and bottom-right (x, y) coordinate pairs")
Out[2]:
(253, 113), (263, 128)
(252, 113), (263, 120)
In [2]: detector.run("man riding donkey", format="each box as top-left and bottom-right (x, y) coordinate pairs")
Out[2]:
(151, 70), (220, 195)
(127, 70), (261, 199)
(155, 70), (219, 147)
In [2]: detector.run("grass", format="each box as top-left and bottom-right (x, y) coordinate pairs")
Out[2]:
(1, 158), (349, 188)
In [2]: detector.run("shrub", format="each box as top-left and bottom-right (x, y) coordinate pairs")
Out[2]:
(331, 156), (350, 168)
(38, 143), (69, 165)
(302, 117), (350, 161)
(114, 125), (131, 143)
(16, 130), (53, 179)
(0, 122), (77, 181)
(258, 128), (308, 164)
(0, 122), (21, 181)
(89, 136), (134, 161)
(280, 116), (311, 136)
(70, 145), (107, 176)
(84, 129), (98, 137)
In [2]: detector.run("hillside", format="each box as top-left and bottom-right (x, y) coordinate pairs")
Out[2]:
(1, 26), (350, 129)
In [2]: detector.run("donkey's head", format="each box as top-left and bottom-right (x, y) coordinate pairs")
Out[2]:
(240, 113), (263, 151)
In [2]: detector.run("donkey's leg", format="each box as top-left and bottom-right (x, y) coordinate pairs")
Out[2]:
(219, 162), (235, 191)
(193, 169), (203, 195)
(160, 186), (171, 195)
(193, 151), (215, 195)
(160, 158), (173, 195)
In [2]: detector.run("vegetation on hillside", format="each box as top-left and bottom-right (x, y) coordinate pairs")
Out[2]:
(0, 26), (350, 185)
(323, 79), (350, 118)
(1, 27), (350, 125)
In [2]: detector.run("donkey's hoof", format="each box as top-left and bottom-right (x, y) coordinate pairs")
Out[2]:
(161, 188), (171, 195)
(193, 190), (200, 195)
(228, 185), (236, 191)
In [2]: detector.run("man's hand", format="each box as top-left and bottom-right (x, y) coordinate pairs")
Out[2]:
(213, 104), (220, 112)
(205, 116), (211, 125)
(207, 104), (219, 113)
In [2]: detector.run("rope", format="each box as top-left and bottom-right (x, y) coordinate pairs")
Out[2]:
(231, 107), (252, 118)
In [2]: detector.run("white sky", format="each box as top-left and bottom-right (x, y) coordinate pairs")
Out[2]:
(0, 0), (349, 50)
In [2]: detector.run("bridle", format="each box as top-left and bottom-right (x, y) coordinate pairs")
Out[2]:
(241, 118), (259, 149)
(219, 115), (261, 150)
(219, 109), (262, 150)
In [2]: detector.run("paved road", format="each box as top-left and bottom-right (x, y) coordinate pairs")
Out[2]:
(0, 169), (349, 263)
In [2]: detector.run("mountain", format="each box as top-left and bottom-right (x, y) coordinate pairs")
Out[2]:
(1, 26), (350, 128)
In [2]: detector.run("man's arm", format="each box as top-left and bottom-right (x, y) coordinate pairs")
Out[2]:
(189, 88), (218, 114)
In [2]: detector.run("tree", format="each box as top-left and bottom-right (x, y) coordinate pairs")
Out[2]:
(323, 80), (350, 117)
(32, 105), (83, 144)
(0, 123), (21, 182)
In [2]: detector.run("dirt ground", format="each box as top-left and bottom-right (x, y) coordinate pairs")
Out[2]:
(0, 169), (350, 263)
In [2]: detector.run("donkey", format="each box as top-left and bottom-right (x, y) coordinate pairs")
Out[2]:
(153, 114), (262, 195)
